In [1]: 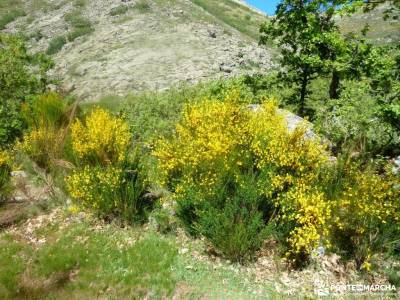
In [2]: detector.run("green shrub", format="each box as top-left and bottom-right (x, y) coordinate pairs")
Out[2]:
(0, 101), (25, 149)
(67, 26), (94, 42)
(46, 35), (67, 55)
(150, 206), (177, 234)
(0, 9), (26, 30)
(314, 80), (396, 156)
(0, 33), (52, 100)
(190, 175), (270, 262)
(133, 1), (151, 13)
(0, 34), (53, 148)
(110, 5), (129, 16)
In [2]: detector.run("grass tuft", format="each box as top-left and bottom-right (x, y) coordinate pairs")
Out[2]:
(46, 35), (67, 55)
(133, 1), (151, 13)
(0, 9), (26, 30)
(110, 5), (129, 16)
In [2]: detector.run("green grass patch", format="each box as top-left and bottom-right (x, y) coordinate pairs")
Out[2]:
(0, 9), (26, 30)
(133, 0), (151, 13)
(190, 0), (266, 40)
(63, 11), (94, 42)
(0, 223), (178, 299)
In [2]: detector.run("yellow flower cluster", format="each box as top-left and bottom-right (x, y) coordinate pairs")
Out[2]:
(249, 102), (326, 173)
(0, 150), (9, 167)
(281, 184), (331, 257)
(154, 93), (330, 259)
(18, 127), (64, 169)
(71, 108), (131, 165)
(67, 166), (123, 212)
(0, 150), (11, 193)
(155, 97), (251, 195)
(332, 167), (400, 250)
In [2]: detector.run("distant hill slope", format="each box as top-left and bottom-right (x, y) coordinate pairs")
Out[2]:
(1, 0), (273, 100)
(1, 1), (397, 100)
(338, 4), (400, 44)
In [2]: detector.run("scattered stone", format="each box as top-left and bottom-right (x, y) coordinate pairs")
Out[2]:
(207, 29), (217, 38)
(11, 171), (28, 178)
(13, 196), (25, 203)
(179, 248), (189, 254)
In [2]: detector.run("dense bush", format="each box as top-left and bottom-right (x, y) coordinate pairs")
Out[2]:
(0, 33), (53, 148)
(189, 175), (271, 262)
(0, 102), (25, 149)
(314, 80), (397, 155)
(155, 91), (329, 262)
(67, 108), (149, 222)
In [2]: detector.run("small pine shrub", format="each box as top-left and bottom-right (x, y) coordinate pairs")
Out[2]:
(110, 5), (129, 16)
(46, 35), (67, 55)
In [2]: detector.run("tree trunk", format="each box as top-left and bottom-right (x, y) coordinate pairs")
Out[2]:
(299, 73), (308, 117)
(329, 70), (340, 99)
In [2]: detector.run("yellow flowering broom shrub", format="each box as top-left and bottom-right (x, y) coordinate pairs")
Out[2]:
(67, 108), (148, 221)
(19, 127), (65, 169)
(0, 150), (11, 202)
(324, 161), (400, 268)
(70, 108), (131, 166)
(18, 93), (69, 170)
(154, 92), (330, 262)
(67, 165), (123, 213)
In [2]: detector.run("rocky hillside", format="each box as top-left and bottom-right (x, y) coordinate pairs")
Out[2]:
(2, 0), (273, 100)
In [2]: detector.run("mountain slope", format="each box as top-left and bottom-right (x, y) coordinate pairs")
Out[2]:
(2, 0), (273, 100)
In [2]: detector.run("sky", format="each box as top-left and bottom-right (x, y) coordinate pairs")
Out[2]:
(244, 0), (280, 15)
